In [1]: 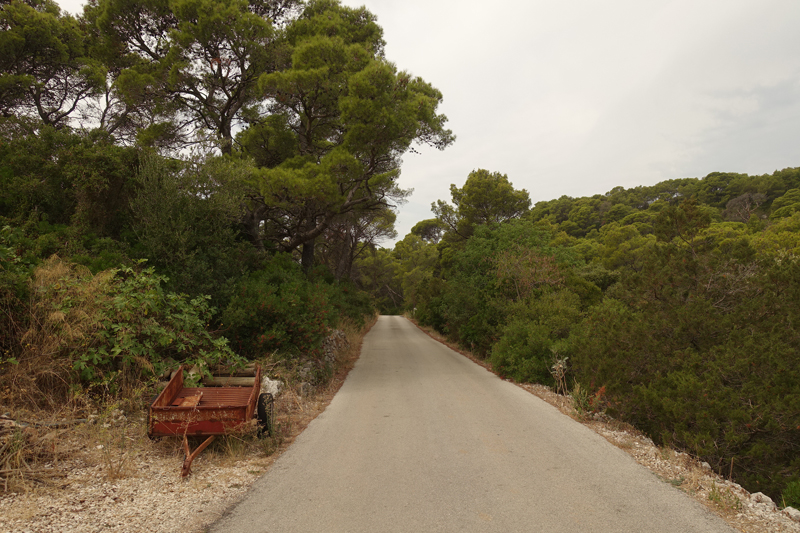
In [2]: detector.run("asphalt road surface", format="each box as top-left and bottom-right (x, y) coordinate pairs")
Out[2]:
(211, 315), (736, 533)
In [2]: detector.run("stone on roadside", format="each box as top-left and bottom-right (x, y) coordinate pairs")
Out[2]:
(261, 377), (283, 397)
(750, 492), (777, 510)
(782, 506), (800, 522)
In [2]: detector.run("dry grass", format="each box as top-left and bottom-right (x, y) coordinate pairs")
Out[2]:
(0, 412), (77, 492)
(1, 315), (376, 496)
(1, 257), (115, 411)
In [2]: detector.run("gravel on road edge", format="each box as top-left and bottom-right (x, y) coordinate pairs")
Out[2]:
(2, 317), (797, 533)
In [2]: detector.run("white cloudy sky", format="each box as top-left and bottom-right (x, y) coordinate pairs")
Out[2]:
(59, 0), (800, 246)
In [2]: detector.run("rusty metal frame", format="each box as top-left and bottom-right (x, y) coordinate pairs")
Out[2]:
(148, 365), (262, 477)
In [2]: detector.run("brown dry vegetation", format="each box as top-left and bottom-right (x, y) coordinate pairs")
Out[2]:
(1, 259), (105, 411)
(0, 314), (374, 498)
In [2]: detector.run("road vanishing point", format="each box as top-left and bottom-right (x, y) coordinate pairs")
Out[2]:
(211, 315), (736, 533)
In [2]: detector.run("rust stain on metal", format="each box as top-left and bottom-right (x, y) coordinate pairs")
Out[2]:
(148, 365), (262, 477)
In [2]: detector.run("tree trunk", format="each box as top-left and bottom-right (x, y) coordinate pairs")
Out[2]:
(301, 238), (315, 273)
(242, 203), (266, 251)
(334, 229), (354, 281)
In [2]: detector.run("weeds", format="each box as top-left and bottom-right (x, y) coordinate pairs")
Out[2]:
(1, 316), (370, 495)
(2, 257), (246, 411)
(91, 405), (136, 481)
(549, 354), (568, 396)
(0, 415), (71, 492)
(570, 381), (591, 417)
(708, 482), (742, 512)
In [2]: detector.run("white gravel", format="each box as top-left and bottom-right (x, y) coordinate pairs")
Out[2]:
(2, 383), (798, 533)
(0, 437), (271, 533)
(522, 383), (800, 533)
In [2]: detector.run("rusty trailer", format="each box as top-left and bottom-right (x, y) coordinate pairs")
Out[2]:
(148, 364), (274, 477)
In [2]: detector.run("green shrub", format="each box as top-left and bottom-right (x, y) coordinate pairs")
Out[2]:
(570, 221), (800, 501)
(490, 321), (553, 384)
(783, 480), (800, 509)
(4, 257), (244, 406)
(0, 225), (32, 364)
(325, 280), (374, 328)
(490, 290), (582, 385)
(222, 254), (333, 359)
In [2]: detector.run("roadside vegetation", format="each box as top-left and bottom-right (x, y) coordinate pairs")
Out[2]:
(357, 168), (800, 507)
(1, 0), (797, 516)
(0, 0), (449, 491)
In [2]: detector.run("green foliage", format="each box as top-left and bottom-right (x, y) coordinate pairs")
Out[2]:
(0, 0), (103, 126)
(70, 235), (132, 274)
(0, 225), (31, 364)
(432, 169), (530, 243)
(490, 291), (581, 384)
(783, 481), (800, 509)
(221, 254), (333, 359)
(354, 247), (403, 314)
(770, 188), (800, 219)
(93, 0), (286, 153)
(244, 0), (452, 266)
(392, 234), (438, 311)
(432, 220), (565, 355)
(22, 257), (244, 398)
(570, 215), (800, 500)
(324, 278), (374, 329)
(0, 127), (138, 239)
(409, 167), (800, 503)
(570, 381), (592, 418)
(129, 154), (258, 308)
(410, 218), (446, 243)
(0, 225), (33, 278)
(491, 320), (553, 383)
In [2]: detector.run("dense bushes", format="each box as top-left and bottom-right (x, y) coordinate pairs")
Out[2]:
(0, 226), (31, 364)
(129, 155), (259, 309)
(491, 290), (581, 385)
(222, 254), (375, 360)
(2, 257), (246, 408)
(222, 255), (333, 359)
(403, 171), (800, 503)
(569, 218), (800, 498)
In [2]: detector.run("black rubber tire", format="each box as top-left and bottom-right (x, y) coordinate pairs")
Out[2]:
(256, 393), (275, 438)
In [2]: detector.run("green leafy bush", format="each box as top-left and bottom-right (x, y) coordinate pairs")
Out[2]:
(129, 155), (258, 309)
(570, 212), (800, 501)
(490, 320), (553, 384)
(490, 290), (581, 384)
(783, 480), (800, 509)
(222, 254), (333, 359)
(438, 221), (560, 355)
(3, 257), (244, 407)
(0, 225), (34, 366)
(325, 279), (374, 329)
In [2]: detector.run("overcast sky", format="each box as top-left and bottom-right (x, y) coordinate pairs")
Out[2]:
(59, 0), (800, 246)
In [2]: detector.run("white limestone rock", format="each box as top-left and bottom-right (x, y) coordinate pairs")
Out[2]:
(261, 376), (283, 397)
(782, 506), (800, 523)
(750, 492), (777, 511)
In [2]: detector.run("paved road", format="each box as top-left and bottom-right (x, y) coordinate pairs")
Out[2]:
(211, 316), (735, 532)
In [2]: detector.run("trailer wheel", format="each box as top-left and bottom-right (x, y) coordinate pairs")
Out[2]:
(256, 393), (275, 438)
